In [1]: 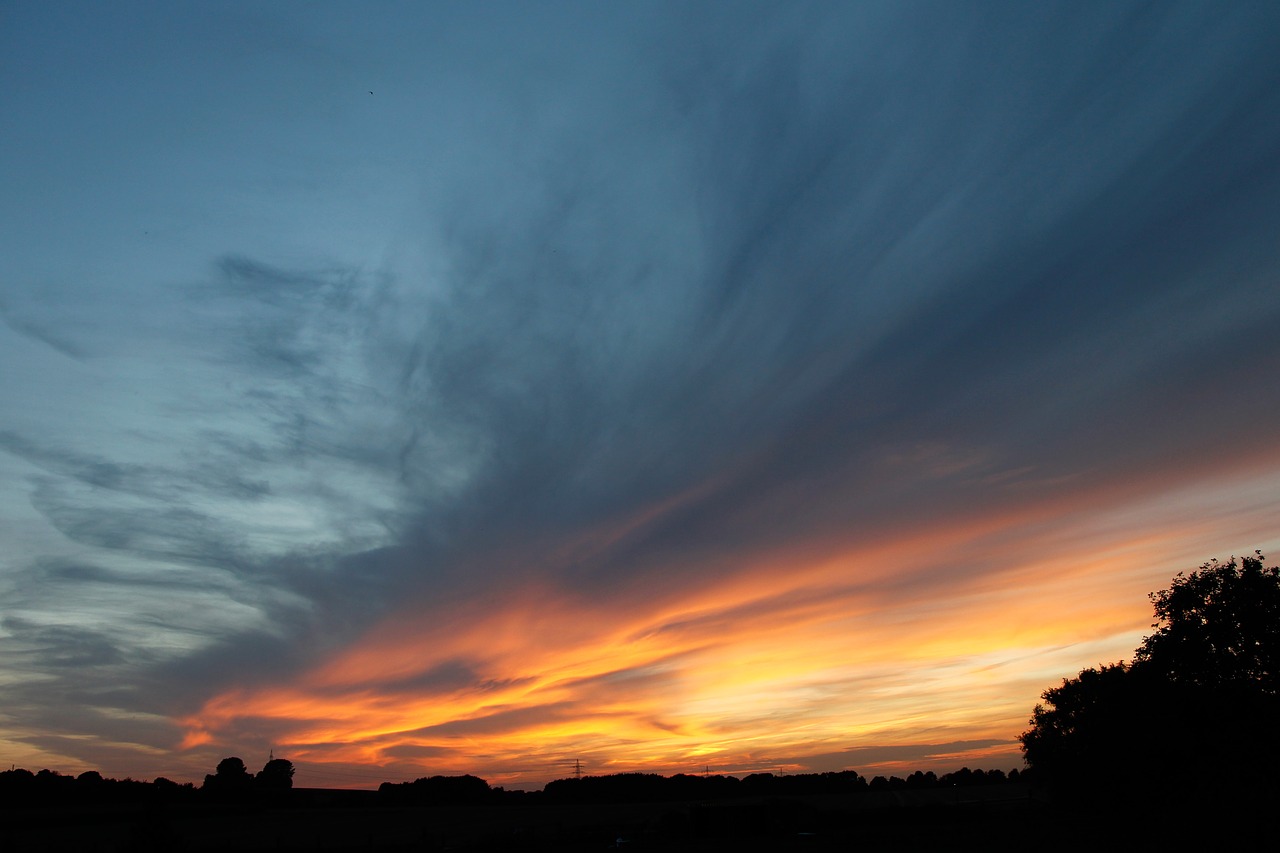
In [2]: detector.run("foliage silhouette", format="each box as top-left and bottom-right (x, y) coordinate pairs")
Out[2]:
(1020, 551), (1280, 799)
(202, 756), (255, 801)
(0, 766), (196, 807)
(256, 757), (295, 790)
(377, 773), (492, 805)
(1134, 552), (1280, 692)
(1019, 662), (1146, 790)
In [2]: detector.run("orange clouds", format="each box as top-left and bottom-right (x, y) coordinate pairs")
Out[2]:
(183, 464), (1280, 789)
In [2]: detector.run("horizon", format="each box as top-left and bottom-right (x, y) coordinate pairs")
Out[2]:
(3, 2), (1280, 793)
(4, 757), (1027, 795)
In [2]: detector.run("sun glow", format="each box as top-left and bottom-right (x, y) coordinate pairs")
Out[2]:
(180, 461), (1280, 788)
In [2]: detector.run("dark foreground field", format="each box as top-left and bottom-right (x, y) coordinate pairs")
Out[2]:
(4, 785), (1264, 852)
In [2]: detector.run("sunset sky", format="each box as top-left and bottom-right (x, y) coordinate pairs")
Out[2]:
(2, 1), (1279, 790)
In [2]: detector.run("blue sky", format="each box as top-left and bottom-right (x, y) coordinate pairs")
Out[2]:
(2, 1), (1280, 788)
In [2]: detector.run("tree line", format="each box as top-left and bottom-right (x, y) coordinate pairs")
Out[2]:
(0, 755), (293, 807)
(378, 766), (1025, 806)
(1, 760), (1027, 809)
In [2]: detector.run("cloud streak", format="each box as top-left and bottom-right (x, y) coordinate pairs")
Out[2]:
(2, 1), (1279, 785)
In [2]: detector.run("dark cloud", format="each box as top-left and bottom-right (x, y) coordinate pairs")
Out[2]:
(26, 477), (253, 569)
(144, 627), (319, 713)
(35, 558), (221, 591)
(201, 254), (364, 378)
(352, 2), (1280, 605)
(0, 618), (126, 669)
(0, 300), (87, 359)
(145, 0), (1280, 697)
(0, 431), (166, 495)
(0, 433), (271, 573)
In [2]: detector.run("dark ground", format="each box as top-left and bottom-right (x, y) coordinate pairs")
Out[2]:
(4, 784), (1265, 851)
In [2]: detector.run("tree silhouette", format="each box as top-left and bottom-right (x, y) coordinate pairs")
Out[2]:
(216, 756), (251, 781)
(256, 757), (295, 790)
(1020, 552), (1280, 798)
(1019, 662), (1146, 791)
(1134, 552), (1279, 692)
(203, 756), (254, 800)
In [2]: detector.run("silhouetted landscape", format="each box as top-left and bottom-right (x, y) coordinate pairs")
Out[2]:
(0, 761), (1066, 851)
(0, 760), (1268, 850)
(6, 553), (1277, 850)
(7, 5), (1280, 852)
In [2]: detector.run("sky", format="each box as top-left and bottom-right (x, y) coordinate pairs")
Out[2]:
(2, 1), (1279, 790)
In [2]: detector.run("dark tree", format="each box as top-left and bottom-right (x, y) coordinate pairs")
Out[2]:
(256, 757), (295, 790)
(1133, 552), (1280, 692)
(379, 774), (491, 805)
(215, 756), (250, 779)
(1020, 552), (1280, 799)
(203, 756), (254, 800)
(1018, 662), (1145, 790)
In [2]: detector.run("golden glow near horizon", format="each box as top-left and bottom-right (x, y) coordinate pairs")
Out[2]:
(181, 465), (1280, 789)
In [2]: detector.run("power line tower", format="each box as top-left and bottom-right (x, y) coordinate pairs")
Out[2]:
(555, 758), (585, 780)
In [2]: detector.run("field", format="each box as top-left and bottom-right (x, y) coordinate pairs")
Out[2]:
(6, 783), (1218, 851)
